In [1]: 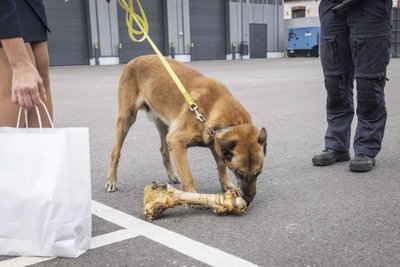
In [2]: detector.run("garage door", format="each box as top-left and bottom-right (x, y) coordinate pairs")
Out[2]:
(117, 0), (166, 64)
(189, 0), (226, 61)
(44, 0), (90, 66)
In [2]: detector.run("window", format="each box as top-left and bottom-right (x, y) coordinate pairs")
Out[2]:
(292, 6), (306, 18)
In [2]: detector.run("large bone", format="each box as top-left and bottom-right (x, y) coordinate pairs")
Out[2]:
(143, 181), (247, 221)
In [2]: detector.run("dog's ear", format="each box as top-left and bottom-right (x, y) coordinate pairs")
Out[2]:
(218, 139), (236, 161)
(258, 127), (267, 156)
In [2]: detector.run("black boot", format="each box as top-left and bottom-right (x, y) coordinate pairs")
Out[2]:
(312, 148), (350, 166)
(349, 154), (375, 172)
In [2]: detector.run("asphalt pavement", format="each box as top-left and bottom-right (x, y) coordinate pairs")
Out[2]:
(1, 57), (399, 267)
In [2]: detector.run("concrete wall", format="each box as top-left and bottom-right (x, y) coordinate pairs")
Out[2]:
(229, 2), (284, 54)
(165, 0), (284, 60)
(49, 0), (285, 65)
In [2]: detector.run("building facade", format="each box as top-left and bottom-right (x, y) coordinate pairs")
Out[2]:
(283, 0), (320, 19)
(42, 0), (284, 66)
(283, 0), (399, 57)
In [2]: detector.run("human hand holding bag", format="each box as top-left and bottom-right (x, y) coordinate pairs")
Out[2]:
(0, 103), (91, 257)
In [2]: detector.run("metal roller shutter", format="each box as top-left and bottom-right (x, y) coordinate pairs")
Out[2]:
(189, 0), (226, 61)
(392, 8), (399, 57)
(44, 0), (90, 66)
(117, 0), (166, 64)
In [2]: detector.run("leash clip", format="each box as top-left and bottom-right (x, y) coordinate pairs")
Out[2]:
(189, 103), (215, 137)
(190, 104), (206, 123)
(189, 103), (198, 112)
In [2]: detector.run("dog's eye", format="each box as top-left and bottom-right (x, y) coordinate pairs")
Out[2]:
(254, 171), (262, 178)
(222, 149), (233, 161)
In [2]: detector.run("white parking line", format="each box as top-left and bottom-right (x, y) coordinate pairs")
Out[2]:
(0, 257), (51, 267)
(90, 229), (140, 249)
(0, 229), (140, 267)
(0, 201), (258, 267)
(92, 201), (258, 267)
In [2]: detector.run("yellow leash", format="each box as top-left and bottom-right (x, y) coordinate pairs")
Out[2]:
(117, 0), (215, 137)
(117, 1), (193, 106)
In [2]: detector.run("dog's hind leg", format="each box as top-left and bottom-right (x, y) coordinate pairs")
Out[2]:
(106, 69), (142, 193)
(210, 148), (237, 192)
(106, 107), (137, 192)
(155, 118), (181, 184)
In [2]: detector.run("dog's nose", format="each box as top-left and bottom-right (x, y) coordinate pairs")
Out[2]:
(243, 194), (255, 206)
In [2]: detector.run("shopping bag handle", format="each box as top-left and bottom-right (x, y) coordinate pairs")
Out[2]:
(16, 100), (54, 130)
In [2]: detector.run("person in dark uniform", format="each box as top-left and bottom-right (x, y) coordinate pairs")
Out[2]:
(0, 0), (53, 127)
(312, 0), (393, 172)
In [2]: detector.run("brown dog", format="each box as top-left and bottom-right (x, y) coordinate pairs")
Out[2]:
(106, 55), (267, 205)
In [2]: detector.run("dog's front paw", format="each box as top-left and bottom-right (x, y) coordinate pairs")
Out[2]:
(105, 181), (118, 192)
(168, 173), (181, 184)
(221, 182), (237, 192)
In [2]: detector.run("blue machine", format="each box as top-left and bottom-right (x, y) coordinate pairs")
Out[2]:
(287, 27), (320, 57)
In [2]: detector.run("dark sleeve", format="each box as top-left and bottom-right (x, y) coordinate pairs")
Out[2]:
(0, 0), (23, 40)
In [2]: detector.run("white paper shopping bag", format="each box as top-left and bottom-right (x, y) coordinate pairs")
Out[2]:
(0, 105), (92, 258)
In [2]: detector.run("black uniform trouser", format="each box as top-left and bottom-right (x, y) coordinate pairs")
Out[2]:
(319, 0), (392, 157)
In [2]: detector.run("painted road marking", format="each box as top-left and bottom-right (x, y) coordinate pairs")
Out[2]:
(0, 201), (258, 267)
(92, 201), (257, 267)
(0, 229), (140, 267)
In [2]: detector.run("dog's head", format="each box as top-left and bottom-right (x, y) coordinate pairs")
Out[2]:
(214, 125), (267, 206)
